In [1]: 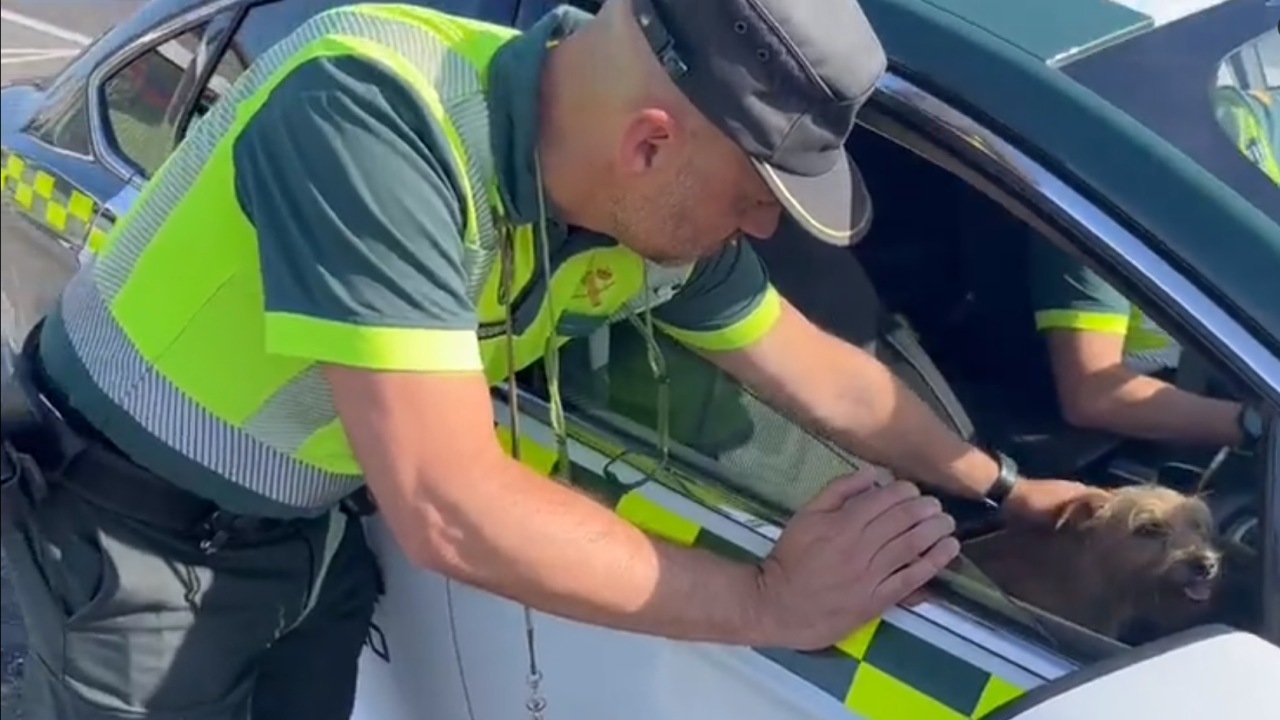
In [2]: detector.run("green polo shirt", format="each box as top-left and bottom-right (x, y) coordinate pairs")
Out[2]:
(1028, 240), (1181, 374)
(233, 6), (779, 379)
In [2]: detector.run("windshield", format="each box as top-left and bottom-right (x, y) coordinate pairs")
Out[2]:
(1211, 31), (1280, 188)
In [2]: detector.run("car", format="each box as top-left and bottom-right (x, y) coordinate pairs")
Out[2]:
(2, 0), (1279, 719)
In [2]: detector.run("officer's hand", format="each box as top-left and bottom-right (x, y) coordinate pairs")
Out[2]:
(753, 468), (959, 651)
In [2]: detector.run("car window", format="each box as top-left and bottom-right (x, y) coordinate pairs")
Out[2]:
(543, 110), (1274, 659)
(29, 87), (94, 158)
(1211, 31), (1280, 187)
(185, 38), (248, 135)
(558, 323), (860, 514)
(100, 25), (208, 178)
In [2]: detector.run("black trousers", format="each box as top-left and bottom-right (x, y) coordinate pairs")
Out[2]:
(3, 471), (380, 719)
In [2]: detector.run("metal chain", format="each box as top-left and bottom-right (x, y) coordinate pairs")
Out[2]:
(494, 152), (570, 720)
(498, 223), (549, 719)
(497, 151), (674, 718)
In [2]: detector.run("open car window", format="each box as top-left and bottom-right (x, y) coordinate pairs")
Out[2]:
(551, 321), (1064, 652)
(559, 324), (857, 514)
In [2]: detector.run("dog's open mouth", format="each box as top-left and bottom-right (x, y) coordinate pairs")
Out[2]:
(1183, 579), (1215, 602)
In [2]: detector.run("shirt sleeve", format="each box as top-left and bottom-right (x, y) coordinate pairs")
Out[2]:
(1028, 238), (1130, 335)
(232, 54), (481, 373)
(651, 239), (782, 352)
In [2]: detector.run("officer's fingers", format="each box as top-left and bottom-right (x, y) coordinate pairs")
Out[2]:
(803, 468), (885, 512)
(866, 514), (956, 584)
(837, 479), (921, 528)
(872, 537), (960, 608)
(860, 495), (945, 548)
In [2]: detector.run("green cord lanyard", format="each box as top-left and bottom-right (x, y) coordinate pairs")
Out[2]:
(496, 154), (678, 719)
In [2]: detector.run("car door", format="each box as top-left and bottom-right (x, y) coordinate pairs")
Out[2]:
(2, 51), (126, 337)
(438, 379), (1065, 720)
(441, 59), (1280, 720)
(1, 2), (246, 345)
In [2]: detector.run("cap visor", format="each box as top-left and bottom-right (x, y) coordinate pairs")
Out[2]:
(755, 152), (872, 247)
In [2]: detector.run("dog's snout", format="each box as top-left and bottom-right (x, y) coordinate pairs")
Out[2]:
(1188, 553), (1220, 580)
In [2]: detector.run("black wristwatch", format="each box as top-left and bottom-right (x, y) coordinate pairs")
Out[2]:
(1236, 403), (1266, 452)
(982, 452), (1020, 509)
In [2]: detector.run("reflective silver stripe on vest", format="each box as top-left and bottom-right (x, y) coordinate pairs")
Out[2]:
(1124, 312), (1182, 374)
(60, 271), (355, 508)
(60, 8), (505, 510)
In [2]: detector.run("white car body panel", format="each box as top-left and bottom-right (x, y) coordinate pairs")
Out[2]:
(350, 516), (471, 720)
(348, 399), (1067, 720)
(995, 630), (1280, 720)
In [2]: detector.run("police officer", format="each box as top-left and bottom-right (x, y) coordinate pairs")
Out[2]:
(1021, 84), (1276, 454)
(1, 1), (1090, 717)
(1214, 85), (1279, 185)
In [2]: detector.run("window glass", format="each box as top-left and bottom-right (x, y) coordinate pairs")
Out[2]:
(30, 86), (94, 157)
(1211, 31), (1280, 187)
(559, 324), (859, 514)
(100, 25), (206, 177)
(186, 42), (248, 134)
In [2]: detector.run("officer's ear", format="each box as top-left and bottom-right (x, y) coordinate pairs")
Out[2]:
(617, 107), (678, 174)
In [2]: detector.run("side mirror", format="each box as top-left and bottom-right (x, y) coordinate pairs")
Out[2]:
(985, 625), (1277, 720)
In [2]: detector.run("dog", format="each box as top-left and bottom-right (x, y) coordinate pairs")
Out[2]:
(963, 484), (1222, 641)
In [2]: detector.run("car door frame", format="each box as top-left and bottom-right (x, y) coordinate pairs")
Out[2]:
(1264, 419), (1279, 640)
(863, 71), (1280, 644)
(83, 0), (249, 191)
(494, 66), (1280, 713)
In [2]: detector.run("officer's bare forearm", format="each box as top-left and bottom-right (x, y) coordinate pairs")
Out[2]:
(411, 452), (766, 642)
(712, 303), (999, 500)
(326, 365), (766, 646)
(1045, 332), (1243, 446)
(1059, 367), (1242, 446)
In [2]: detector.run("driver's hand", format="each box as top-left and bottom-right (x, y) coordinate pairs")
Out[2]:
(753, 468), (959, 651)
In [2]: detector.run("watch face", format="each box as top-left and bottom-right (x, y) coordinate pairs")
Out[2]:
(1243, 407), (1266, 437)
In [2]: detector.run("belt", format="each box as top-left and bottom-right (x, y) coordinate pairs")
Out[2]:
(8, 323), (371, 552)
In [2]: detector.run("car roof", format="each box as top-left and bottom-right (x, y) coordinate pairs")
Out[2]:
(915, 0), (1233, 66)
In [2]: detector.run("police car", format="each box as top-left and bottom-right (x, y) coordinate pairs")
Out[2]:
(2, 0), (1278, 718)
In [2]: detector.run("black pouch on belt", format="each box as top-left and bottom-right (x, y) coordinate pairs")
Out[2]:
(0, 438), (45, 534)
(0, 322), (83, 532)
(1, 376), (46, 534)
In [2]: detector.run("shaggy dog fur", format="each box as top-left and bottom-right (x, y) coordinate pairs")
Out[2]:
(963, 485), (1222, 641)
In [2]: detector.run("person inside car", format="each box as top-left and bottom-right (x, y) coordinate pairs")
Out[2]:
(1028, 84), (1275, 453)
(1028, 242), (1267, 452)
(1212, 85), (1279, 185)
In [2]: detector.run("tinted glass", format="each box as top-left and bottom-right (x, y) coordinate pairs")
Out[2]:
(100, 25), (206, 177)
(186, 39), (248, 134)
(1211, 31), (1280, 187)
(30, 86), (94, 157)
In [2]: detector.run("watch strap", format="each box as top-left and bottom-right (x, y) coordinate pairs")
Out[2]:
(983, 452), (1019, 508)
(1237, 403), (1265, 451)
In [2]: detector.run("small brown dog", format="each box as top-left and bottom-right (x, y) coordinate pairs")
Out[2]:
(963, 484), (1222, 641)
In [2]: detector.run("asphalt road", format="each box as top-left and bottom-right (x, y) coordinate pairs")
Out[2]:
(2, 4), (144, 717)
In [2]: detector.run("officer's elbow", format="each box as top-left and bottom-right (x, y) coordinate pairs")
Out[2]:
(374, 446), (516, 579)
(1058, 390), (1110, 432)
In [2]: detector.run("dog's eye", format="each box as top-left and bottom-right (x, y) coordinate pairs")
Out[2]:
(1135, 521), (1170, 538)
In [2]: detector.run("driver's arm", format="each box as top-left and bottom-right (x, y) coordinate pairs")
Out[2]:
(234, 55), (762, 644)
(1028, 241), (1242, 447)
(652, 240), (1007, 503)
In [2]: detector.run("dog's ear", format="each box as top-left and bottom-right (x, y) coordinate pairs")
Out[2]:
(1054, 490), (1111, 530)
